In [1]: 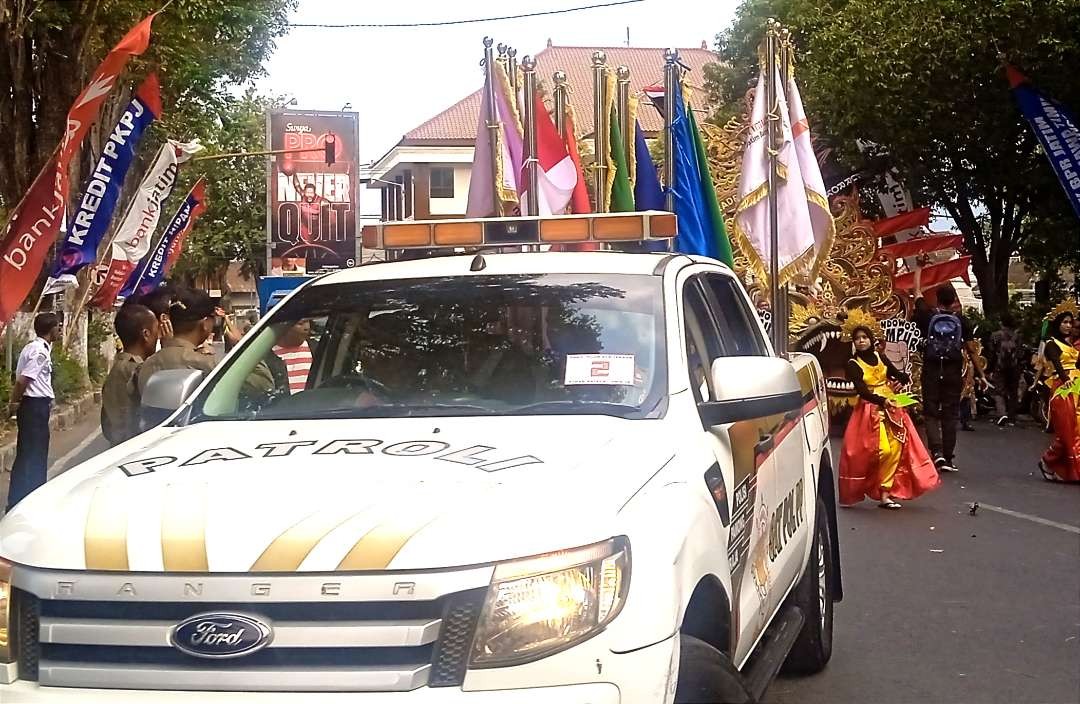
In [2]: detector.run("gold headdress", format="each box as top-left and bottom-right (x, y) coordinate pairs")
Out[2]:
(1046, 299), (1079, 321)
(841, 307), (884, 342)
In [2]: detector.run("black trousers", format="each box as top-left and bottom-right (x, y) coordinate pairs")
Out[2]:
(7, 397), (51, 511)
(922, 361), (963, 462)
(993, 368), (1020, 420)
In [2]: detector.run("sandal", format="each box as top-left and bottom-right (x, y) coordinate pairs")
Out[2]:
(1039, 461), (1061, 483)
(878, 499), (902, 510)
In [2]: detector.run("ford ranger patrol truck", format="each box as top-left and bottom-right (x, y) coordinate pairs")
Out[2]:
(0, 210), (841, 703)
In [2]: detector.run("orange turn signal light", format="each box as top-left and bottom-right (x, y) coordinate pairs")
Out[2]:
(593, 215), (644, 240)
(382, 223), (431, 248)
(649, 213), (677, 238)
(434, 221), (483, 245)
(539, 217), (591, 242)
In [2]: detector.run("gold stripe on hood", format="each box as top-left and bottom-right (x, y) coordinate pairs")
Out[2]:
(250, 505), (373, 572)
(161, 483), (209, 572)
(336, 512), (438, 571)
(84, 486), (129, 570)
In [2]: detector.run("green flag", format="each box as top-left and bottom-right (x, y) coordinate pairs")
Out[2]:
(688, 106), (735, 267)
(608, 105), (635, 212)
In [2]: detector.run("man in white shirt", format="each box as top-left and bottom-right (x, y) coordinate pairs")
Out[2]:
(5, 313), (61, 512)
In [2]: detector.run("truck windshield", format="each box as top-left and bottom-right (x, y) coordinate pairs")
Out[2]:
(188, 273), (666, 422)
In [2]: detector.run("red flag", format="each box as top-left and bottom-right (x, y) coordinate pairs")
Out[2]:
(893, 255), (972, 291)
(878, 233), (964, 260)
(551, 102), (599, 252)
(0, 12), (156, 326)
(872, 206), (931, 238)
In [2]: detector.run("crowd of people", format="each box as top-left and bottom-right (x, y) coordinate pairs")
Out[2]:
(838, 276), (1080, 511)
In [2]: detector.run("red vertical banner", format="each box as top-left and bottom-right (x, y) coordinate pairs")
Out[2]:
(266, 110), (359, 275)
(0, 13), (156, 325)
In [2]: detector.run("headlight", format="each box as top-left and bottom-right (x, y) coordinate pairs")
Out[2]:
(0, 558), (11, 664)
(470, 537), (630, 668)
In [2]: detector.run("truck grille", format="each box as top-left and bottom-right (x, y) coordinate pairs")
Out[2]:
(11, 573), (488, 693)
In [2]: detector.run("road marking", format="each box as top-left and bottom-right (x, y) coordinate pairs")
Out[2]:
(49, 428), (102, 478)
(979, 503), (1080, 535)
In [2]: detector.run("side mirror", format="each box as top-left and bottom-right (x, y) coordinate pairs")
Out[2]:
(698, 357), (802, 426)
(141, 369), (205, 413)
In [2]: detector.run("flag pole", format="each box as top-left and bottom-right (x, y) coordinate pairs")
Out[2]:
(616, 65), (632, 167)
(765, 19), (786, 357)
(662, 49), (678, 213)
(553, 71), (568, 135)
(483, 37), (503, 217)
(777, 26), (793, 352)
(507, 48), (519, 96)
(592, 51), (608, 213)
(522, 56), (540, 218)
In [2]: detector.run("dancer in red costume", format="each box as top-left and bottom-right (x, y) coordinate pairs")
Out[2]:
(839, 320), (941, 509)
(1039, 303), (1080, 483)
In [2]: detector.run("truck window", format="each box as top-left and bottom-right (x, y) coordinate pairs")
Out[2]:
(700, 273), (769, 357)
(189, 274), (668, 422)
(683, 281), (723, 402)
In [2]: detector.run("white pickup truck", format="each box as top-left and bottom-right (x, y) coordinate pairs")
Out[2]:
(0, 213), (840, 703)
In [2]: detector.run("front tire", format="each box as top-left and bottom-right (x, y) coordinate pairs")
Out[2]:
(782, 497), (835, 674)
(674, 634), (749, 704)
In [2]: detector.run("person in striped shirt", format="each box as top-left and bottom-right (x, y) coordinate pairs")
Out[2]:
(271, 319), (313, 394)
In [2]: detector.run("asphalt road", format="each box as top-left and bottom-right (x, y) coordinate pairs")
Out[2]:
(766, 419), (1080, 704)
(3, 413), (1078, 703)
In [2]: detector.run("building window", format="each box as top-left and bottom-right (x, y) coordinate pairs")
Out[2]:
(430, 167), (455, 199)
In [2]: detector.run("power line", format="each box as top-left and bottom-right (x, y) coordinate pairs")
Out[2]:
(288, 0), (644, 29)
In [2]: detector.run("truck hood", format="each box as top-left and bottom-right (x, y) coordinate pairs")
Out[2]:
(0, 416), (673, 573)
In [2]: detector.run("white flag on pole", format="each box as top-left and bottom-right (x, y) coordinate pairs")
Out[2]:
(733, 67), (815, 286)
(786, 74), (835, 277)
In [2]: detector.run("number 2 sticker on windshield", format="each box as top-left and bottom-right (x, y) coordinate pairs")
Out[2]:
(565, 354), (635, 385)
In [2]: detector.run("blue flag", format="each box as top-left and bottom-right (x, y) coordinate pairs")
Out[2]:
(634, 121), (665, 211)
(668, 82), (719, 258)
(1009, 66), (1080, 220)
(119, 178), (207, 300)
(52, 75), (161, 279)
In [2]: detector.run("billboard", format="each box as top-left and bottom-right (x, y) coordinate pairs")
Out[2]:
(266, 110), (359, 275)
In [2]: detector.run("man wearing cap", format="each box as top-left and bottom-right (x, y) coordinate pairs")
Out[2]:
(6, 313), (62, 512)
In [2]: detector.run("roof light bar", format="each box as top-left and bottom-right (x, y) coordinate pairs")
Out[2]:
(374, 211), (677, 249)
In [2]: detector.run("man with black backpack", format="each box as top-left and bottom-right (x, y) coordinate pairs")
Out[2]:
(913, 269), (985, 472)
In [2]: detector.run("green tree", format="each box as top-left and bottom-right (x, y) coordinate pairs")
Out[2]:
(168, 90), (284, 283)
(0, 0), (295, 209)
(708, 0), (1080, 315)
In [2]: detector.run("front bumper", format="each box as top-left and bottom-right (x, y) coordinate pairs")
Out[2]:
(0, 681), (620, 703)
(1, 634), (677, 704)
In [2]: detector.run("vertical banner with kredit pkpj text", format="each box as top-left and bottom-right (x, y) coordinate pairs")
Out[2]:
(0, 12), (156, 327)
(91, 139), (203, 309)
(267, 110), (359, 275)
(119, 178), (207, 299)
(44, 74), (163, 295)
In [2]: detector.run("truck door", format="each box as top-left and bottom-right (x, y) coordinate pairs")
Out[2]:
(700, 273), (813, 619)
(680, 272), (776, 664)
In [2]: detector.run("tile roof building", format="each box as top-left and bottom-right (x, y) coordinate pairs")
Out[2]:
(366, 42), (718, 221)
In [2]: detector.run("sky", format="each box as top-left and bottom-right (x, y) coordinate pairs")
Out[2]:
(259, 0), (740, 170)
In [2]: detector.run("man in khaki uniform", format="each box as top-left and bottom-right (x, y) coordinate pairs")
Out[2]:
(137, 288), (276, 426)
(101, 304), (159, 445)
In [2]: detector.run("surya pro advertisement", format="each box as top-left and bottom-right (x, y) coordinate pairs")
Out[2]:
(267, 110), (359, 275)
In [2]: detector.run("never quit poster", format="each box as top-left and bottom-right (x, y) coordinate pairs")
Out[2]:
(267, 110), (359, 275)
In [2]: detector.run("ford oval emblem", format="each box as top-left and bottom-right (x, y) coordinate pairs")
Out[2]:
(171, 613), (272, 659)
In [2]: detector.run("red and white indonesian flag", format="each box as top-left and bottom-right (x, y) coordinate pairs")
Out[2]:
(520, 92), (577, 215)
(91, 139), (202, 309)
(786, 75), (835, 276)
(734, 67), (815, 285)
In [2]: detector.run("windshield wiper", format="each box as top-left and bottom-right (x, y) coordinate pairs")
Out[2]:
(506, 400), (639, 417)
(251, 402), (499, 421)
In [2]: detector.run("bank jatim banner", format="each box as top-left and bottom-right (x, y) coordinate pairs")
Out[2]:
(267, 110), (359, 275)
(119, 178), (207, 299)
(91, 138), (203, 309)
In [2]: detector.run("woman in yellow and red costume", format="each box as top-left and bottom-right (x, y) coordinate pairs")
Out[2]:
(1040, 302), (1080, 483)
(839, 314), (940, 508)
